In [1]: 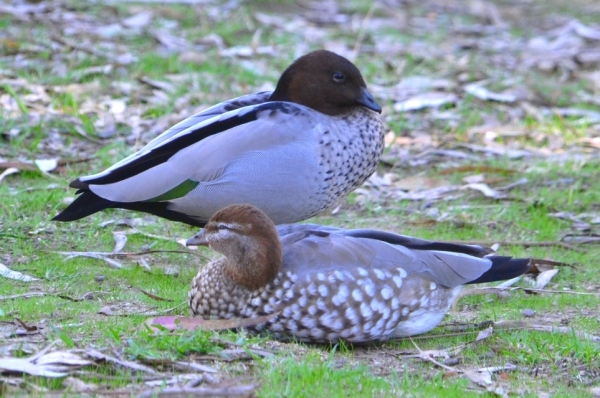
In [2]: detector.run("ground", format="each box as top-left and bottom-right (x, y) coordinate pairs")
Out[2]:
(1, 0), (600, 396)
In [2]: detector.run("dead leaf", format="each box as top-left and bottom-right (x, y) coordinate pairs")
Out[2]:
(0, 263), (39, 282)
(394, 92), (458, 112)
(528, 259), (572, 273)
(464, 81), (517, 103)
(474, 326), (494, 342)
(137, 257), (152, 270)
(463, 183), (507, 199)
(82, 349), (156, 374)
(464, 368), (493, 386)
(139, 76), (176, 93)
(0, 167), (19, 183)
(143, 313), (279, 333)
(395, 175), (452, 192)
(137, 383), (259, 398)
(122, 11), (153, 29)
(99, 302), (161, 316)
(62, 377), (98, 393)
(59, 252), (124, 269)
(535, 269), (559, 289)
(112, 232), (127, 254)
(0, 349), (92, 378)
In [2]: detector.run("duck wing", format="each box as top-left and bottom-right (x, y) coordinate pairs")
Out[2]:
(280, 228), (529, 288)
(54, 99), (329, 226)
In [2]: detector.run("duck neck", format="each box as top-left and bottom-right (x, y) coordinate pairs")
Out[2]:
(223, 234), (282, 291)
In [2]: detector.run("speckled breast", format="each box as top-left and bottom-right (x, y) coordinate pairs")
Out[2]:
(314, 108), (384, 213)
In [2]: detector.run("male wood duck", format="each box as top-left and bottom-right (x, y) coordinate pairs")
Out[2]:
(187, 204), (531, 343)
(53, 50), (384, 227)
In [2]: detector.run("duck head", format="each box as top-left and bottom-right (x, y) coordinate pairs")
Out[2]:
(269, 50), (382, 116)
(187, 204), (282, 290)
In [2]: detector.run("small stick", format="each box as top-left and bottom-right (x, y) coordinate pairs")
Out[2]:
(443, 240), (586, 253)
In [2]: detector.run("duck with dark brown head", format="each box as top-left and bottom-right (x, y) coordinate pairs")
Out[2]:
(53, 50), (383, 228)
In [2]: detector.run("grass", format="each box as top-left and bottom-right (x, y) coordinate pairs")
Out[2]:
(2, 0), (600, 396)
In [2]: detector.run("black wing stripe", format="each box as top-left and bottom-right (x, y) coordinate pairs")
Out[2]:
(342, 229), (490, 257)
(88, 102), (286, 185)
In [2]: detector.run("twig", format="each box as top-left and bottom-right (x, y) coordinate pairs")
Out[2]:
(443, 240), (586, 253)
(493, 320), (600, 342)
(50, 249), (209, 259)
(0, 291), (109, 302)
(351, 3), (375, 61)
(408, 337), (457, 371)
(0, 292), (45, 301)
(49, 33), (117, 62)
(137, 383), (259, 398)
(466, 286), (600, 297)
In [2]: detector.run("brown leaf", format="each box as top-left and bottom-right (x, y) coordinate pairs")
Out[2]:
(143, 313), (279, 333)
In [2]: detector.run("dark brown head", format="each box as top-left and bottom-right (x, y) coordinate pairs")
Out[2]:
(269, 50), (381, 116)
(186, 204), (282, 290)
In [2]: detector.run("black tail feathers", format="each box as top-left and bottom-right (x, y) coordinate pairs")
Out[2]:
(53, 190), (113, 222)
(53, 190), (206, 227)
(467, 256), (531, 285)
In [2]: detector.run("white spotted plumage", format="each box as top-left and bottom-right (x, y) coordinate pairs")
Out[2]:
(188, 204), (531, 343)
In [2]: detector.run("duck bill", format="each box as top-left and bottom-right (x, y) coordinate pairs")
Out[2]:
(355, 86), (382, 114)
(186, 230), (209, 247)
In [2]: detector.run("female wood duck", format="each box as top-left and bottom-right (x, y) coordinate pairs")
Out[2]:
(187, 204), (531, 343)
(53, 50), (384, 227)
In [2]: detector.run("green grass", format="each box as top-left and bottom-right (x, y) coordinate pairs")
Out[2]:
(2, 0), (600, 396)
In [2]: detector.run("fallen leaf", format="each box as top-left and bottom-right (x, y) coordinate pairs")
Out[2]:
(395, 175), (452, 192)
(98, 302), (160, 316)
(143, 313), (279, 333)
(0, 167), (19, 183)
(535, 269), (559, 289)
(59, 252), (124, 269)
(394, 92), (458, 112)
(62, 377), (98, 393)
(112, 232), (127, 254)
(82, 349), (156, 374)
(0, 350), (92, 378)
(0, 263), (39, 282)
(464, 81), (517, 103)
(137, 383), (259, 398)
(463, 183), (507, 199)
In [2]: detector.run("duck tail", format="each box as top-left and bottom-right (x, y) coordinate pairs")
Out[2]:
(467, 256), (531, 284)
(53, 190), (114, 222)
(53, 190), (207, 227)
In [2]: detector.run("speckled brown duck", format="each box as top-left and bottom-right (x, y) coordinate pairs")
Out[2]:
(187, 204), (531, 343)
(53, 50), (384, 227)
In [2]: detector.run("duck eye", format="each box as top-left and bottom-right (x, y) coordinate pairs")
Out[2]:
(333, 72), (346, 83)
(218, 224), (228, 230)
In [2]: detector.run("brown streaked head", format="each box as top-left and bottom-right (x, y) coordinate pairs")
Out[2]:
(187, 204), (282, 290)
